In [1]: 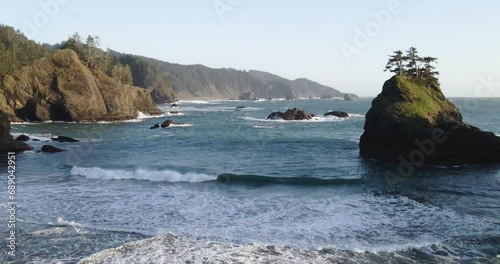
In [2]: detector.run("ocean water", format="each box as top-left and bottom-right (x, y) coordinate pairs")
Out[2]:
(1, 98), (499, 263)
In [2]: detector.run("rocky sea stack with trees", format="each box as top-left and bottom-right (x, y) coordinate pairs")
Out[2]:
(360, 47), (500, 165)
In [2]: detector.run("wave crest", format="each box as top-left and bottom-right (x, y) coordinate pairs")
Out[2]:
(70, 166), (216, 183)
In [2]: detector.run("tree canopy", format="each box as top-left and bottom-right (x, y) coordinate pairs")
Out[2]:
(384, 47), (439, 80)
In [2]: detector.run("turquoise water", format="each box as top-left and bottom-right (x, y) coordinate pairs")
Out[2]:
(1, 98), (500, 263)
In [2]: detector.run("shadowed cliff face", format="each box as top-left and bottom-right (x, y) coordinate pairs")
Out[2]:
(360, 76), (500, 165)
(0, 50), (162, 122)
(0, 111), (32, 153)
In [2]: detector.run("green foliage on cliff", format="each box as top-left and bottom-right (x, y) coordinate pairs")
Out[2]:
(368, 75), (461, 129)
(0, 24), (49, 77)
(116, 54), (175, 102)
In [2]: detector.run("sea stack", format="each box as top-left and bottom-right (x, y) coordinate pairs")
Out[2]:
(359, 75), (500, 165)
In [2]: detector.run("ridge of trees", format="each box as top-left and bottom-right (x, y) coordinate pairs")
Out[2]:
(0, 24), (49, 78)
(384, 47), (439, 80)
(61, 33), (133, 85)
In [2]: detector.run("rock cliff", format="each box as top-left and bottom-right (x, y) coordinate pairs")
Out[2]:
(0, 50), (162, 122)
(0, 111), (33, 153)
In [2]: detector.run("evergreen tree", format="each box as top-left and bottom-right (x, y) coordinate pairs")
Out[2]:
(405, 47), (422, 78)
(421, 56), (439, 78)
(62, 32), (84, 57)
(111, 63), (133, 85)
(384, 50), (405, 75)
(84, 35), (101, 68)
(384, 47), (439, 81)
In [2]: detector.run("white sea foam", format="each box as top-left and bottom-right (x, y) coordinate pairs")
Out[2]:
(11, 122), (41, 125)
(43, 120), (77, 124)
(70, 166), (215, 183)
(137, 111), (166, 119)
(49, 216), (82, 228)
(78, 234), (446, 264)
(241, 116), (345, 123)
(175, 99), (229, 104)
(166, 112), (185, 116)
(96, 118), (143, 124)
(177, 106), (237, 112)
(11, 132), (52, 142)
(167, 124), (193, 128)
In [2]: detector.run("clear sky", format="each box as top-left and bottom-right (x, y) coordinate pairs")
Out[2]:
(1, 0), (500, 97)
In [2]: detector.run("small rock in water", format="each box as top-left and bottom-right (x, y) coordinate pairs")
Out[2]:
(161, 120), (178, 128)
(324, 111), (349, 118)
(268, 112), (284, 119)
(42, 145), (67, 153)
(267, 108), (313, 120)
(51, 136), (80, 143)
(150, 124), (160, 129)
(15, 135), (30, 141)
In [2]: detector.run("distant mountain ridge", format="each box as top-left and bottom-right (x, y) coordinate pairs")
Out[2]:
(140, 57), (356, 100)
(248, 70), (350, 99)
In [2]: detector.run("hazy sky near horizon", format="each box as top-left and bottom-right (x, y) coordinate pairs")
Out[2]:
(1, 0), (500, 97)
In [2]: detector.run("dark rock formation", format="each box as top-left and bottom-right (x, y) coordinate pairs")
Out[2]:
(169, 111), (180, 115)
(236, 106), (246, 109)
(267, 112), (284, 120)
(42, 145), (66, 153)
(359, 76), (500, 165)
(0, 112), (33, 153)
(324, 111), (349, 118)
(51, 136), (79, 143)
(267, 108), (313, 120)
(150, 124), (160, 129)
(0, 49), (162, 122)
(161, 120), (178, 128)
(171, 103), (179, 108)
(239, 92), (256, 101)
(15, 135), (30, 141)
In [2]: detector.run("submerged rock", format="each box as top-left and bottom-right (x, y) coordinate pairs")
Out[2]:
(236, 106), (246, 109)
(150, 124), (160, 129)
(51, 136), (80, 143)
(267, 112), (284, 120)
(15, 135), (30, 141)
(42, 145), (67, 153)
(267, 108), (313, 120)
(359, 76), (500, 165)
(324, 111), (349, 118)
(161, 120), (178, 128)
